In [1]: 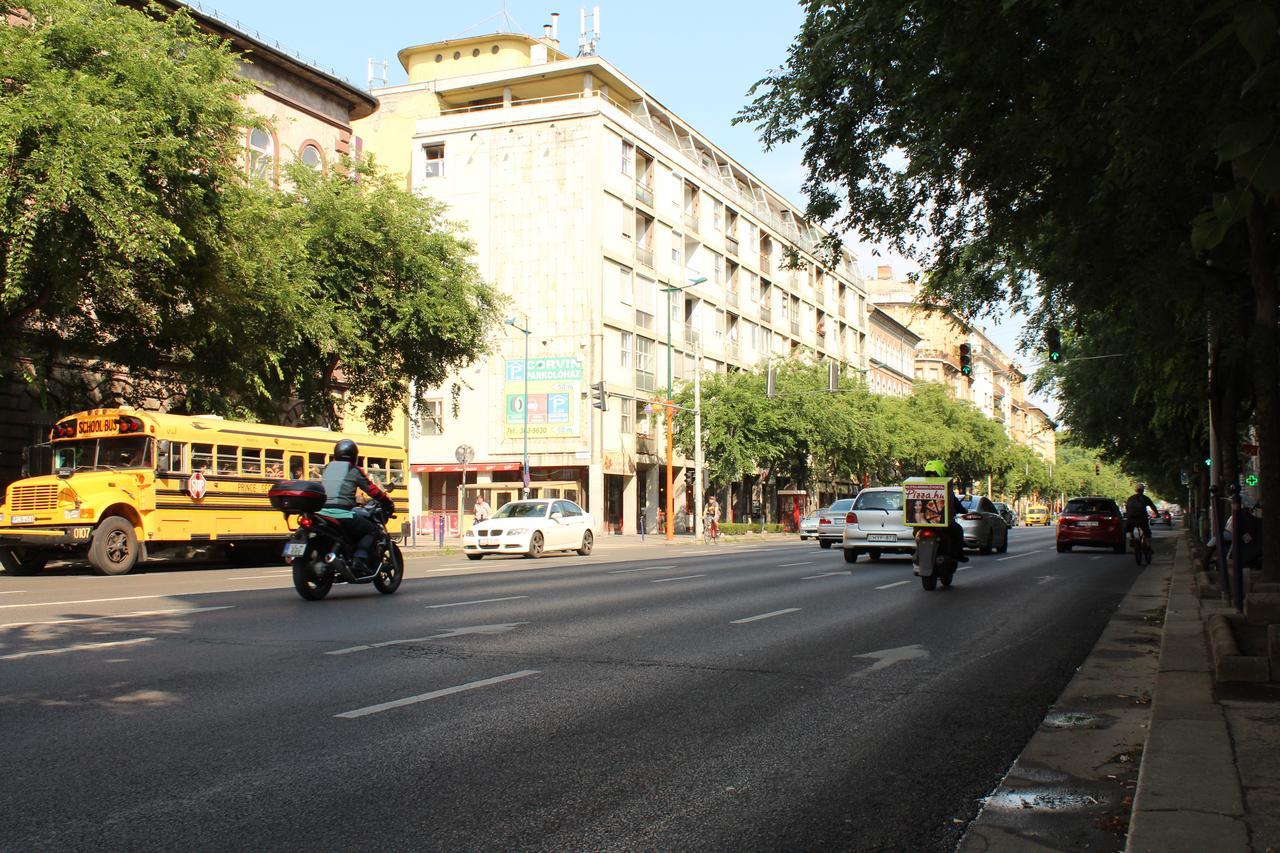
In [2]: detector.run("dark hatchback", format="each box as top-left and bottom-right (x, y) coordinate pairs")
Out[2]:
(1056, 496), (1125, 553)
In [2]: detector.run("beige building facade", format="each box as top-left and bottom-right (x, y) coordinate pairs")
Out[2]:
(357, 29), (871, 533)
(867, 307), (920, 397)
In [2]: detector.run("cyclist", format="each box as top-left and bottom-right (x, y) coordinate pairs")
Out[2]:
(1124, 483), (1159, 547)
(704, 495), (721, 544)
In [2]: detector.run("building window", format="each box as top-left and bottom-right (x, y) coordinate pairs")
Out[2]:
(621, 139), (635, 177)
(248, 128), (274, 183)
(621, 402), (633, 434)
(300, 143), (324, 172)
(423, 143), (445, 178)
(620, 330), (633, 368)
(419, 400), (444, 435)
(618, 265), (633, 305)
(636, 337), (655, 390)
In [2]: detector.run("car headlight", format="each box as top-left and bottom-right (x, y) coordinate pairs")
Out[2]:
(464, 529), (476, 538)
(506, 528), (527, 536)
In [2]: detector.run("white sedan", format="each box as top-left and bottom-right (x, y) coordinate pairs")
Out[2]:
(463, 498), (595, 559)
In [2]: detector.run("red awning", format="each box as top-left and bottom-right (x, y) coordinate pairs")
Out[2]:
(411, 462), (522, 474)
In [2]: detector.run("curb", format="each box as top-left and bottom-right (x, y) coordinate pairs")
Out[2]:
(1208, 612), (1270, 683)
(1125, 536), (1250, 852)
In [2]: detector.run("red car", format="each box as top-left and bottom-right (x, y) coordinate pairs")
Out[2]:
(1056, 496), (1125, 553)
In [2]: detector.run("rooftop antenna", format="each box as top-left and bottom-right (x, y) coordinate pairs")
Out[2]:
(366, 58), (388, 88)
(455, 2), (526, 38)
(578, 5), (600, 56)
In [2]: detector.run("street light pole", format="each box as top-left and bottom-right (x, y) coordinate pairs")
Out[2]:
(505, 315), (531, 498)
(659, 276), (706, 541)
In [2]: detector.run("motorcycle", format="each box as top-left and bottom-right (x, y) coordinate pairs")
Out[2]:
(268, 480), (404, 601)
(913, 525), (958, 591)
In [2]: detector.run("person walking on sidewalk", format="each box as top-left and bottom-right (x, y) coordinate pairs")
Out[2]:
(704, 495), (721, 544)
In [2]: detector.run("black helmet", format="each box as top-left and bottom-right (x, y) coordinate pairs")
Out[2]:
(334, 439), (358, 462)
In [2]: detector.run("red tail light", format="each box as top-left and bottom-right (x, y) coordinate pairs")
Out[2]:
(845, 512), (858, 524)
(918, 528), (935, 538)
(961, 513), (982, 520)
(298, 516), (313, 528)
(819, 517), (831, 525)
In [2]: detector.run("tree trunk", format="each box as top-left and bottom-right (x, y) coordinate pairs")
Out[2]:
(1245, 205), (1280, 582)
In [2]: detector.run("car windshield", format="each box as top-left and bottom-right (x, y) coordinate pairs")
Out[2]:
(1065, 498), (1119, 515)
(961, 498), (982, 511)
(51, 437), (151, 472)
(829, 499), (855, 512)
(855, 490), (903, 511)
(492, 501), (549, 519)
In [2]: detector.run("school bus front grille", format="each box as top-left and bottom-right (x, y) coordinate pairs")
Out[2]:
(8, 485), (59, 513)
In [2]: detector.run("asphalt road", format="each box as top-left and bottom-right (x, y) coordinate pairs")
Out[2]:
(0, 525), (1152, 852)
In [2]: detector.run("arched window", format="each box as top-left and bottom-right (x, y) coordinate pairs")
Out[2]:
(248, 128), (274, 182)
(300, 143), (324, 172)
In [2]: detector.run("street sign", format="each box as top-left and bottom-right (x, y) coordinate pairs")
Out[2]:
(1246, 474), (1259, 487)
(455, 444), (474, 464)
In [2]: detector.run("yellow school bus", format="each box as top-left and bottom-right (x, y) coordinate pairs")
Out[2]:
(0, 408), (408, 576)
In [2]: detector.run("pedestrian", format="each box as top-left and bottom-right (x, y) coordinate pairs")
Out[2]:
(705, 495), (721, 544)
(473, 494), (492, 525)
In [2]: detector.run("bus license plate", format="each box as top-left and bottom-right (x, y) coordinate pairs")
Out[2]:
(868, 534), (896, 542)
(10, 515), (34, 525)
(283, 542), (307, 557)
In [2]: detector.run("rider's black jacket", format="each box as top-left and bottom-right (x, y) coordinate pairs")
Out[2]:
(1125, 493), (1158, 528)
(319, 461), (391, 516)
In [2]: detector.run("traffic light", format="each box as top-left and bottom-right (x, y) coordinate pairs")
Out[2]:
(1046, 326), (1062, 362)
(684, 468), (696, 489)
(1094, 463), (1100, 475)
(958, 342), (972, 377)
(590, 381), (607, 411)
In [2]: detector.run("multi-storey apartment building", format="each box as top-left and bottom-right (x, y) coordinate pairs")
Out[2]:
(356, 26), (870, 533)
(866, 265), (1056, 463)
(867, 307), (921, 397)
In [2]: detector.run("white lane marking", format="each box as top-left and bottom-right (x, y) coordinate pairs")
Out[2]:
(425, 596), (528, 609)
(229, 575), (290, 580)
(802, 571), (851, 580)
(875, 580), (911, 590)
(608, 565), (676, 574)
(1, 637), (155, 661)
(1037, 576), (1058, 584)
(0, 591), (28, 595)
(0, 585), (294, 609)
(731, 608), (800, 624)
(327, 623), (530, 654)
(1092, 556), (1103, 561)
(335, 670), (540, 719)
(651, 574), (706, 583)
(854, 643), (930, 673)
(779, 561), (813, 567)
(997, 549), (1045, 562)
(0, 605), (235, 629)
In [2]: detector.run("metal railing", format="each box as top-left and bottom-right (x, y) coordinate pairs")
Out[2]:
(760, 305), (772, 323)
(636, 434), (657, 455)
(760, 254), (771, 274)
(635, 184), (654, 207)
(726, 236), (739, 256)
(791, 319), (800, 336)
(635, 246), (654, 268)
(684, 324), (700, 346)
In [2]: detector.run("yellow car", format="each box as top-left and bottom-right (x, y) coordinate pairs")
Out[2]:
(1024, 505), (1051, 526)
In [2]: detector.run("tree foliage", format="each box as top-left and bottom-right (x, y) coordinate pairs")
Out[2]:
(0, 0), (501, 433)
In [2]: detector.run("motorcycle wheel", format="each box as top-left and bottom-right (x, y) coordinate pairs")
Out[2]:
(292, 556), (332, 601)
(374, 543), (404, 594)
(921, 574), (938, 591)
(940, 566), (954, 588)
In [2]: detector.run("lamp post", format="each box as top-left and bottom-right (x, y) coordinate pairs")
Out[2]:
(505, 315), (531, 498)
(658, 276), (706, 540)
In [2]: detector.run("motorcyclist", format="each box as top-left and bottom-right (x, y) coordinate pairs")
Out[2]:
(319, 439), (393, 579)
(923, 460), (968, 563)
(1124, 483), (1158, 544)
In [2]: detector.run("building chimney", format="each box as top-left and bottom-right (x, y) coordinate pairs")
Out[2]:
(551, 11), (560, 41)
(543, 23), (553, 38)
(877, 264), (892, 280)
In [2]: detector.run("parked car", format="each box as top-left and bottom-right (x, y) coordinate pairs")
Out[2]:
(463, 498), (594, 559)
(816, 498), (857, 548)
(1056, 496), (1125, 553)
(841, 486), (915, 563)
(994, 501), (1017, 529)
(798, 512), (821, 540)
(1024, 504), (1051, 526)
(958, 495), (1009, 554)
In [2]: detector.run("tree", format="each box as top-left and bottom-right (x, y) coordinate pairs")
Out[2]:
(739, 0), (1277, 576)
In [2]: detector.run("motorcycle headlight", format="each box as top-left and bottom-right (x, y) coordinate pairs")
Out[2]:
(505, 528), (527, 536)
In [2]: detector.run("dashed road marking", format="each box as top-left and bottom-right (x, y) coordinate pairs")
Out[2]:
(1, 637), (155, 661)
(875, 580), (911, 590)
(335, 670), (541, 718)
(608, 565), (676, 574)
(779, 561), (813, 567)
(802, 571), (851, 580)
(998, 549), (1046, 562)
(651, 574), (706, 583)
(732, 608), (800, 624)
(0, 605), (235, 629)
(426, 596), (528, 609)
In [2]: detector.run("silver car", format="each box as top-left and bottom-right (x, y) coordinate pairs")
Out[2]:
(958, 495), (1009, 554)
(841, 487), (915, 563)
(816, 498), (856, 548)
(798, 512), (821, 540)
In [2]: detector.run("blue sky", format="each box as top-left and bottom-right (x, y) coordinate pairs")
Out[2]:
(192, 0), (1043, 403)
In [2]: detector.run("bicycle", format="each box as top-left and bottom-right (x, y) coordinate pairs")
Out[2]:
(704, 517), (721, 545)
(1131, 525), (1152, 566)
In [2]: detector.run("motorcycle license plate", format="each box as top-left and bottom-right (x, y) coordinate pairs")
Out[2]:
(283, 542), (307, 557)
(868, 534), (896, 542)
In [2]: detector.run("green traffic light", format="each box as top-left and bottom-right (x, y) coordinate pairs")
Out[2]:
(1049, 351), (1061, 362)
(1205, 458), (1212, 466)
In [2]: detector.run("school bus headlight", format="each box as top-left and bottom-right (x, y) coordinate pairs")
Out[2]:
(64, 508), (81, 520)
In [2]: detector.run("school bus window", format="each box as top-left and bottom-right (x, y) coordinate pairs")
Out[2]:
(308, 452), (326, 478)
(191, 444), (213, 472)
(216, 446), (238, 475)
(158, 440), (188, 473)
(242, 448), (263, 477)
(265, 450), (284, 479)
(288, 455), (305, 479)
(389, 459), (406, 486)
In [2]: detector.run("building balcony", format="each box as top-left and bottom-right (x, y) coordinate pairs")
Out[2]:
(726, 236), (739, 256)
(634, 183), (654, 208)
(726, 290), (739, 309)
(760, 254), (771, 274)
(790, 319), (800, 336)
(684, 324), (700, 346)
(635, 245), (654, 269)
(816, 290), (825, 307)
(683, 211), (698, 232)
(760, 305), (772, 324)
(724, 339), (740, 359)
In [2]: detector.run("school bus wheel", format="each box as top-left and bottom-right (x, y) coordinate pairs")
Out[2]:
(0, 548), (50, 576)
(88, 516), (140, 576)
